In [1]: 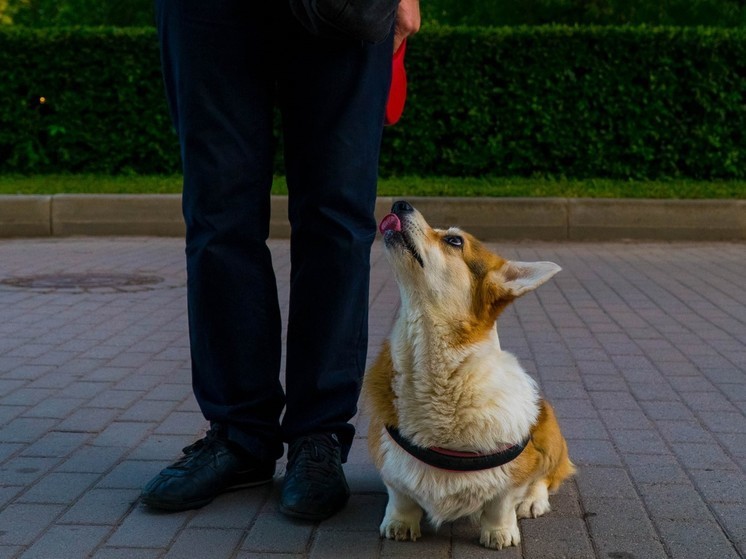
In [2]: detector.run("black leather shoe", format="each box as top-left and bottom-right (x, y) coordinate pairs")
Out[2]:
(279, 433), (350, 521)
(140, 425), (275, 511)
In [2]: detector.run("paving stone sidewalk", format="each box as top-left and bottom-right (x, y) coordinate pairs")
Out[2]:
(0, 237), (744, 559)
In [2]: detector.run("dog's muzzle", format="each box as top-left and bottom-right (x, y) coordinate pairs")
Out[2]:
(379, 202), (424, 268)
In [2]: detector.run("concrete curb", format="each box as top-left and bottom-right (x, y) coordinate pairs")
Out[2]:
(0, 194), (744, 241)
(0, 195), (52, 237)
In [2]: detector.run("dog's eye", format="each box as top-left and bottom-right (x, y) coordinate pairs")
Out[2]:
(443, 235), (463, 248)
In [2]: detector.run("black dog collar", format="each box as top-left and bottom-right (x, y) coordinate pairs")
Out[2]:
(386, 426), (529, 472)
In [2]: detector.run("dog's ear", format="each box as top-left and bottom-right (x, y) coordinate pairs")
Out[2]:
(479, 261), (560, 321)
(499, 261), (561, 298)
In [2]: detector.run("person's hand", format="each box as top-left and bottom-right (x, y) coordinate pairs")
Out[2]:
(393, 0), (420, 53)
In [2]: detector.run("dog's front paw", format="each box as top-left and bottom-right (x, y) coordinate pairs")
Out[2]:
(480, 524), (521, 549)
(380, 519), (421, 542)
(517, 496), (551, 519)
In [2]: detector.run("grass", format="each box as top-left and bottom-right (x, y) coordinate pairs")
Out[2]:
(0, 174), (744, 199)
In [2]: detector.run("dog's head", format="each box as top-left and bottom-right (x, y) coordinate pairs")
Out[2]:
(379, 201), (561, 334)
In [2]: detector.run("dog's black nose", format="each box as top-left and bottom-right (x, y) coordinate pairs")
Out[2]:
(392, 200), (413, 214)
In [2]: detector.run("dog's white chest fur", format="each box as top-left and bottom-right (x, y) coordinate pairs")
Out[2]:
(392, 319), (539, 450)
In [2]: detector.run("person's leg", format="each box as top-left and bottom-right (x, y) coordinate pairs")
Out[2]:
(276, 7), (393, 520)
(142, 0), (284, 511)
(157, 0), (285, 462)
(279, 16), (393, 459)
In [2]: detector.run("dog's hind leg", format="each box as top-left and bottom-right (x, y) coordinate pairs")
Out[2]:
(479, 490), (522, 549)
(516, 478), (551, 519)
(380, 485), (423, 541)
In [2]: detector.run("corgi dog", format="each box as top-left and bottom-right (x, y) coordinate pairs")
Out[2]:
(364, 201), (575, 550)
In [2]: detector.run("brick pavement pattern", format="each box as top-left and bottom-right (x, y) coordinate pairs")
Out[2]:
(0, 237), (744, 559)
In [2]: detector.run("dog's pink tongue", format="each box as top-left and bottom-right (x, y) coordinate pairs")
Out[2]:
(379, 213), (402, 235)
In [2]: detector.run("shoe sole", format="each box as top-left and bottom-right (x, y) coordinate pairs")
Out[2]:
(278, 494), (350, 522)
(278, 503), (335, 521)
(141, 477), (274, 512)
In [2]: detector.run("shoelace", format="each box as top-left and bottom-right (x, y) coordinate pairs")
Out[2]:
(171, 427), (224, 470)
(287, 434), (340, 483)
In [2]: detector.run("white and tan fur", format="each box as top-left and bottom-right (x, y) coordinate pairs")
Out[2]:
(364, 203), (575, 549)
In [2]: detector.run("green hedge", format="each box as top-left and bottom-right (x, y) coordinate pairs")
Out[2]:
(423, 0), (746, 27)
(0, 27), (177, 174)
(386, 26), (746, 178)
(1, 26), (745, 179)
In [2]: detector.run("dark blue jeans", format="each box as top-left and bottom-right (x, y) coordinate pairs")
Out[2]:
(156, 0), (392, 462)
